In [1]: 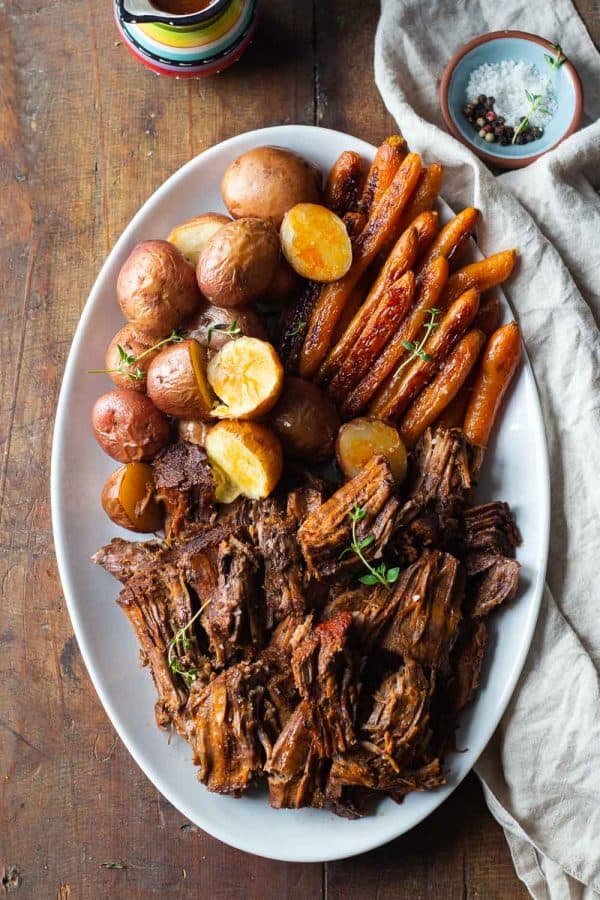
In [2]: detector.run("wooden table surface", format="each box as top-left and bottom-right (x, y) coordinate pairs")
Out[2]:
(1, 1), (597, 897)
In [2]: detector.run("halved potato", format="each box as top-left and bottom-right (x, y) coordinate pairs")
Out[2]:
(207, 336), (283, 419)
(336, 417), (407, 484)
(147, 338), (215, 419)
(101, 462), (163, 532)
(280, 203), (352, 282)
(205, 420), (283, 500)
(167, 213), (231, 266)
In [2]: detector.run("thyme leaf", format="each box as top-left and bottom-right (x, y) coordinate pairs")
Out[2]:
(206, 320), (243, 346)
(284, 320), (307, 340)
(167, 599), (211, 688)
(343, 504), (398, 590)
(89, 329), (183, 380)
(544, 43), (566, 71)
(395, 307), (440, 377)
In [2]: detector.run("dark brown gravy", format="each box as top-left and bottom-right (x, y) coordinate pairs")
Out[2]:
(150, 0), (213, 14)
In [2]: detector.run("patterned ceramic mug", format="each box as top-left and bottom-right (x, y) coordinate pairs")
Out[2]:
(115, 0), (258, 77)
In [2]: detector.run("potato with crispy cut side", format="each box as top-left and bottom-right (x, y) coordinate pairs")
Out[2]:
(336, 417), (407, 484)
(268, 377), (339, 461)
(101, 462), (163, 532)
(205, 420), (283, 500)
(185, 299), (268, 352)
(221, 146), (322, 226)
(147, 338), (215, 420)
(197, 218), (280, 308)
(280, 203), (352, 282)
(207, 336), (283, 420)
(103, 323), (164, 393)
(167, 213), (231, 266)
(117, 240), (201, 335)
(92, 390), (171, 463)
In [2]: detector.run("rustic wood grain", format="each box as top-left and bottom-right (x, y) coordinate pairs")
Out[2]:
(0, 1), (597, 898)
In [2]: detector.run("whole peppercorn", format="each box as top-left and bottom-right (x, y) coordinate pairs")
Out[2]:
(478, 128), (487, 138)
(478, 94), (486, 103)
(485, 110), (496, 122)
(476, 117), (485, 127)
(484, 132), (496, 143)
(496, 116), (505, 125)
(483, 124), (494, 133)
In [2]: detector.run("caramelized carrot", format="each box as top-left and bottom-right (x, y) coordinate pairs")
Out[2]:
(341, 255), (449, 419)
(325, 151), (365, 217)
(439, 250), (517, 309)
(356, 135), (407, 217)
(396, 164), (444, 235)
(400, 329), (486, 447)
(369, 286), (480, 421)
(327, 271), (416, 403)
(417, 207), (479, 274)
(317, 223), (421, 384)
(463, 322), (522, 448)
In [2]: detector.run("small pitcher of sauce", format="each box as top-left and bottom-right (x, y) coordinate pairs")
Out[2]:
(114, 0), (258, 77)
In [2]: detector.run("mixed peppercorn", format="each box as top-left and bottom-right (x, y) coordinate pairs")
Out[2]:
(463, 95), (544, 146)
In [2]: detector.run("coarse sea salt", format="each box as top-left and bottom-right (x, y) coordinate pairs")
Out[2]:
(466, 60), (557, 127)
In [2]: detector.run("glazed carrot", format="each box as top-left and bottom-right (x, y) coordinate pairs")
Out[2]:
(327, 271), (416, 403)
(439, 250), (517, 309)
(330, 274), (371, 345)
(435, 298), (501, 428)
(396, 164), (444, 236)
(410, 210), (440, 259)
(400, 329), (486, 447)
(417, 207), (480, 274)
(317, 222), (421, 384)
(277, 280), (320, 374)
(463, 322), (522, 448)
(299, 152), (422, 378)
(325, 151), (365, 217)
(356, 135), (407, 217)
(341, 255), (449, 419)
(369, 286), (480, 422)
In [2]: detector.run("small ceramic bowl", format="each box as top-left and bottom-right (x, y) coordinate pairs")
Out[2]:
(440, 30), (583, 169)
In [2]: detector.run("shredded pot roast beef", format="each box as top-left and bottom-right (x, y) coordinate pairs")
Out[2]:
(93, 426), (521, 817)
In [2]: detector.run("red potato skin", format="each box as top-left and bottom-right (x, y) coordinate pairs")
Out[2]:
(117, 240), (201, 335)
(104, 324), (162, 393)
(268, 377), (340, 461)
(91, 390), (171, 463)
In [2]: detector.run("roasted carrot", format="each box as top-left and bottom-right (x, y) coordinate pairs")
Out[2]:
(399, 329), (486, 447)
(396, 164), (444, 235)
(369, 286), (480, 421)
(327, 271), (416, 403)
(439, 250), (517, 309)
(277, 280), (321, 374)
(435, 297), (501, 428)
(325, 151), (365, 217)
(417, 207), (480, 274)
(356, 135), (407, 217)
(317, 223), (421, 384)
(341, 255), (448, 418)
(330, 274), (371, 345)
(463, 322), (522, 448)
(410, 210), (439, 259)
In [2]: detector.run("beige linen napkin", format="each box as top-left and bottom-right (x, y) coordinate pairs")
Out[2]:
(375, 2), (600, 897)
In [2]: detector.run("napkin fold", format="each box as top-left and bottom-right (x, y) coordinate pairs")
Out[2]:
(375, 2), (600, 897)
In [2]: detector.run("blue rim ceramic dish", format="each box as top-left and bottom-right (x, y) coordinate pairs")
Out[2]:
(440, 30), (583, 169)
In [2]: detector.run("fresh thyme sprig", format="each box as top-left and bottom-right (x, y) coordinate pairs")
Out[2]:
(512, 90), (551, 144)
(284, 319), (307, 340)
(339, 504), (400, 589)
(544, 43), (566, 71)
(89, 329), (183, 381)
(206, 320), (243, 346)
(395, 307), (440, 377)
(167, 600), (210, 688)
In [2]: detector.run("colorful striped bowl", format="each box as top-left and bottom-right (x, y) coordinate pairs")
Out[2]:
(114, 0), (257, 77)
